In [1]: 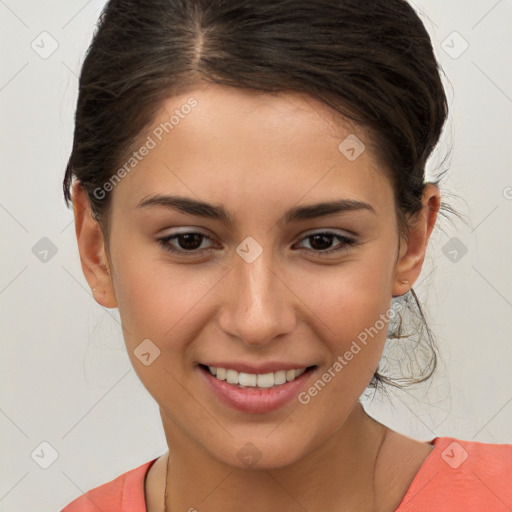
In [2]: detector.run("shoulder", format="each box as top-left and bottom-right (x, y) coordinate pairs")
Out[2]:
(60, 458), (158, 512)
(396, 437), (512, 511)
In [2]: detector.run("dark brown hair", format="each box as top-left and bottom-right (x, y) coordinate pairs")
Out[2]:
(63, 0), (451, 391)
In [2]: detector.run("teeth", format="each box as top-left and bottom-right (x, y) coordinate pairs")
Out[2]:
(206, 366), (308, 388)
(226, 369), (238, 384)
(239, 372), (257, 387)
(274, 370), (287, 385)
(257, 372), (275, 388)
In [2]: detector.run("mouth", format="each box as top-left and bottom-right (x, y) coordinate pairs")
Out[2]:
(198, 363), (317, 413)
(199, 364), (313, 389)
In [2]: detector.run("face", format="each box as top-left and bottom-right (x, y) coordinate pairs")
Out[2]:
(77, 84), (433, 469)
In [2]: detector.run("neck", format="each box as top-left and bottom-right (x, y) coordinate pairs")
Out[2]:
(161, 402), (388, 512)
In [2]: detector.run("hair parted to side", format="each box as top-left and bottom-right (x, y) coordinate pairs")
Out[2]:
(63, 0), (452, 391)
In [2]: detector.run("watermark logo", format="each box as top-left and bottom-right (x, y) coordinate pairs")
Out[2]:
(236, 442), (263, 466)
(31, 441), (59, 469)
(338, 134), (366, 161)
(134, 338), (161, 366)
(236, 236), (263, 263)
(441, 31), (469, 59)
(441, 32), (469, 60)
(441, 441), (469, 469)
(442, 236), (468, 263)
(32, 237), (58, 263)
(31, 31), (59, 59)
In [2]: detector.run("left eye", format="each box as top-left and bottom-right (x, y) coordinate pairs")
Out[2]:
(294, 231), (356, 255)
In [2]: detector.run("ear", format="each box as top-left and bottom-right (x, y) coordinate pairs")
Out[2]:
(392, 183), (441, 296)
(72, 180), (118, 308)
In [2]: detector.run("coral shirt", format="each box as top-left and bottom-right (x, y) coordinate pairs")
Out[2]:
(60, 437), (512, 511)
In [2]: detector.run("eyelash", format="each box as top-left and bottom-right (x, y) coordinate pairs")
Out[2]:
(156, 230), (356, 257)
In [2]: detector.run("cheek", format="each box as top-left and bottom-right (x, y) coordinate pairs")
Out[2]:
(309, 249), (396, 338)
(297, 270), (395, 427)
(109, 244), (217, 410)
(301, 246), (397, 389)
(109, 235), (226, 352)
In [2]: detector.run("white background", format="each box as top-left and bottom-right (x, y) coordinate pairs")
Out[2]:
(1, 1), (511, 511)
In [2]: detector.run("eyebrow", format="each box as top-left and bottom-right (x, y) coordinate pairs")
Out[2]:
(137, 194), (375, 224)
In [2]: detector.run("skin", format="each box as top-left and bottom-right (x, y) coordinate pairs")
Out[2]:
(73, 83), (440, 512)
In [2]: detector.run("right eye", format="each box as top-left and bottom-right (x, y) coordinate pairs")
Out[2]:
(157, 231), (218, 255)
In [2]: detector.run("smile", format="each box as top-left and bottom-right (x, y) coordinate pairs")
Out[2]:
(206, 365), (307, 388)
(198, 363), (316, 413)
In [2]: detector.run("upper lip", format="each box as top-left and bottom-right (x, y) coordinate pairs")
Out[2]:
(199, 362), (315, 374)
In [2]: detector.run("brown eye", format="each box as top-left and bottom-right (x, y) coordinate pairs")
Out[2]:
(174, 233), (204, 251)
(308, 234), (336, 251)
(157, 231), (216, 255)
(295, 231), (356, 256)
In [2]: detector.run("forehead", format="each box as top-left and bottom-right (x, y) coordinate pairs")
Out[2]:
(111, 84), (393, 218)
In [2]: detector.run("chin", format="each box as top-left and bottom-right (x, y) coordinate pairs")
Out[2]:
(203, 425), (327, 471)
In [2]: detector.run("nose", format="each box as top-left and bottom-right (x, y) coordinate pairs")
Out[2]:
(217, 247), (297, 347)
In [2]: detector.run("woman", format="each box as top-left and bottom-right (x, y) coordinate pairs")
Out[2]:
(61, 0), (512, 510)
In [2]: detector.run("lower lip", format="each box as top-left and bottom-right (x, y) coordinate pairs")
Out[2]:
(199, 366), (315, 414)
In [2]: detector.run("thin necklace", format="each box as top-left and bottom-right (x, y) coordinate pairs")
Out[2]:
(163, 428), (387, 512)
(164, 452), (170, 512)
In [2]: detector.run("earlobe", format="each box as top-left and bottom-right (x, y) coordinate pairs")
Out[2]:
(392, 183), (441, 296)
(72, 181), (118, 308)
